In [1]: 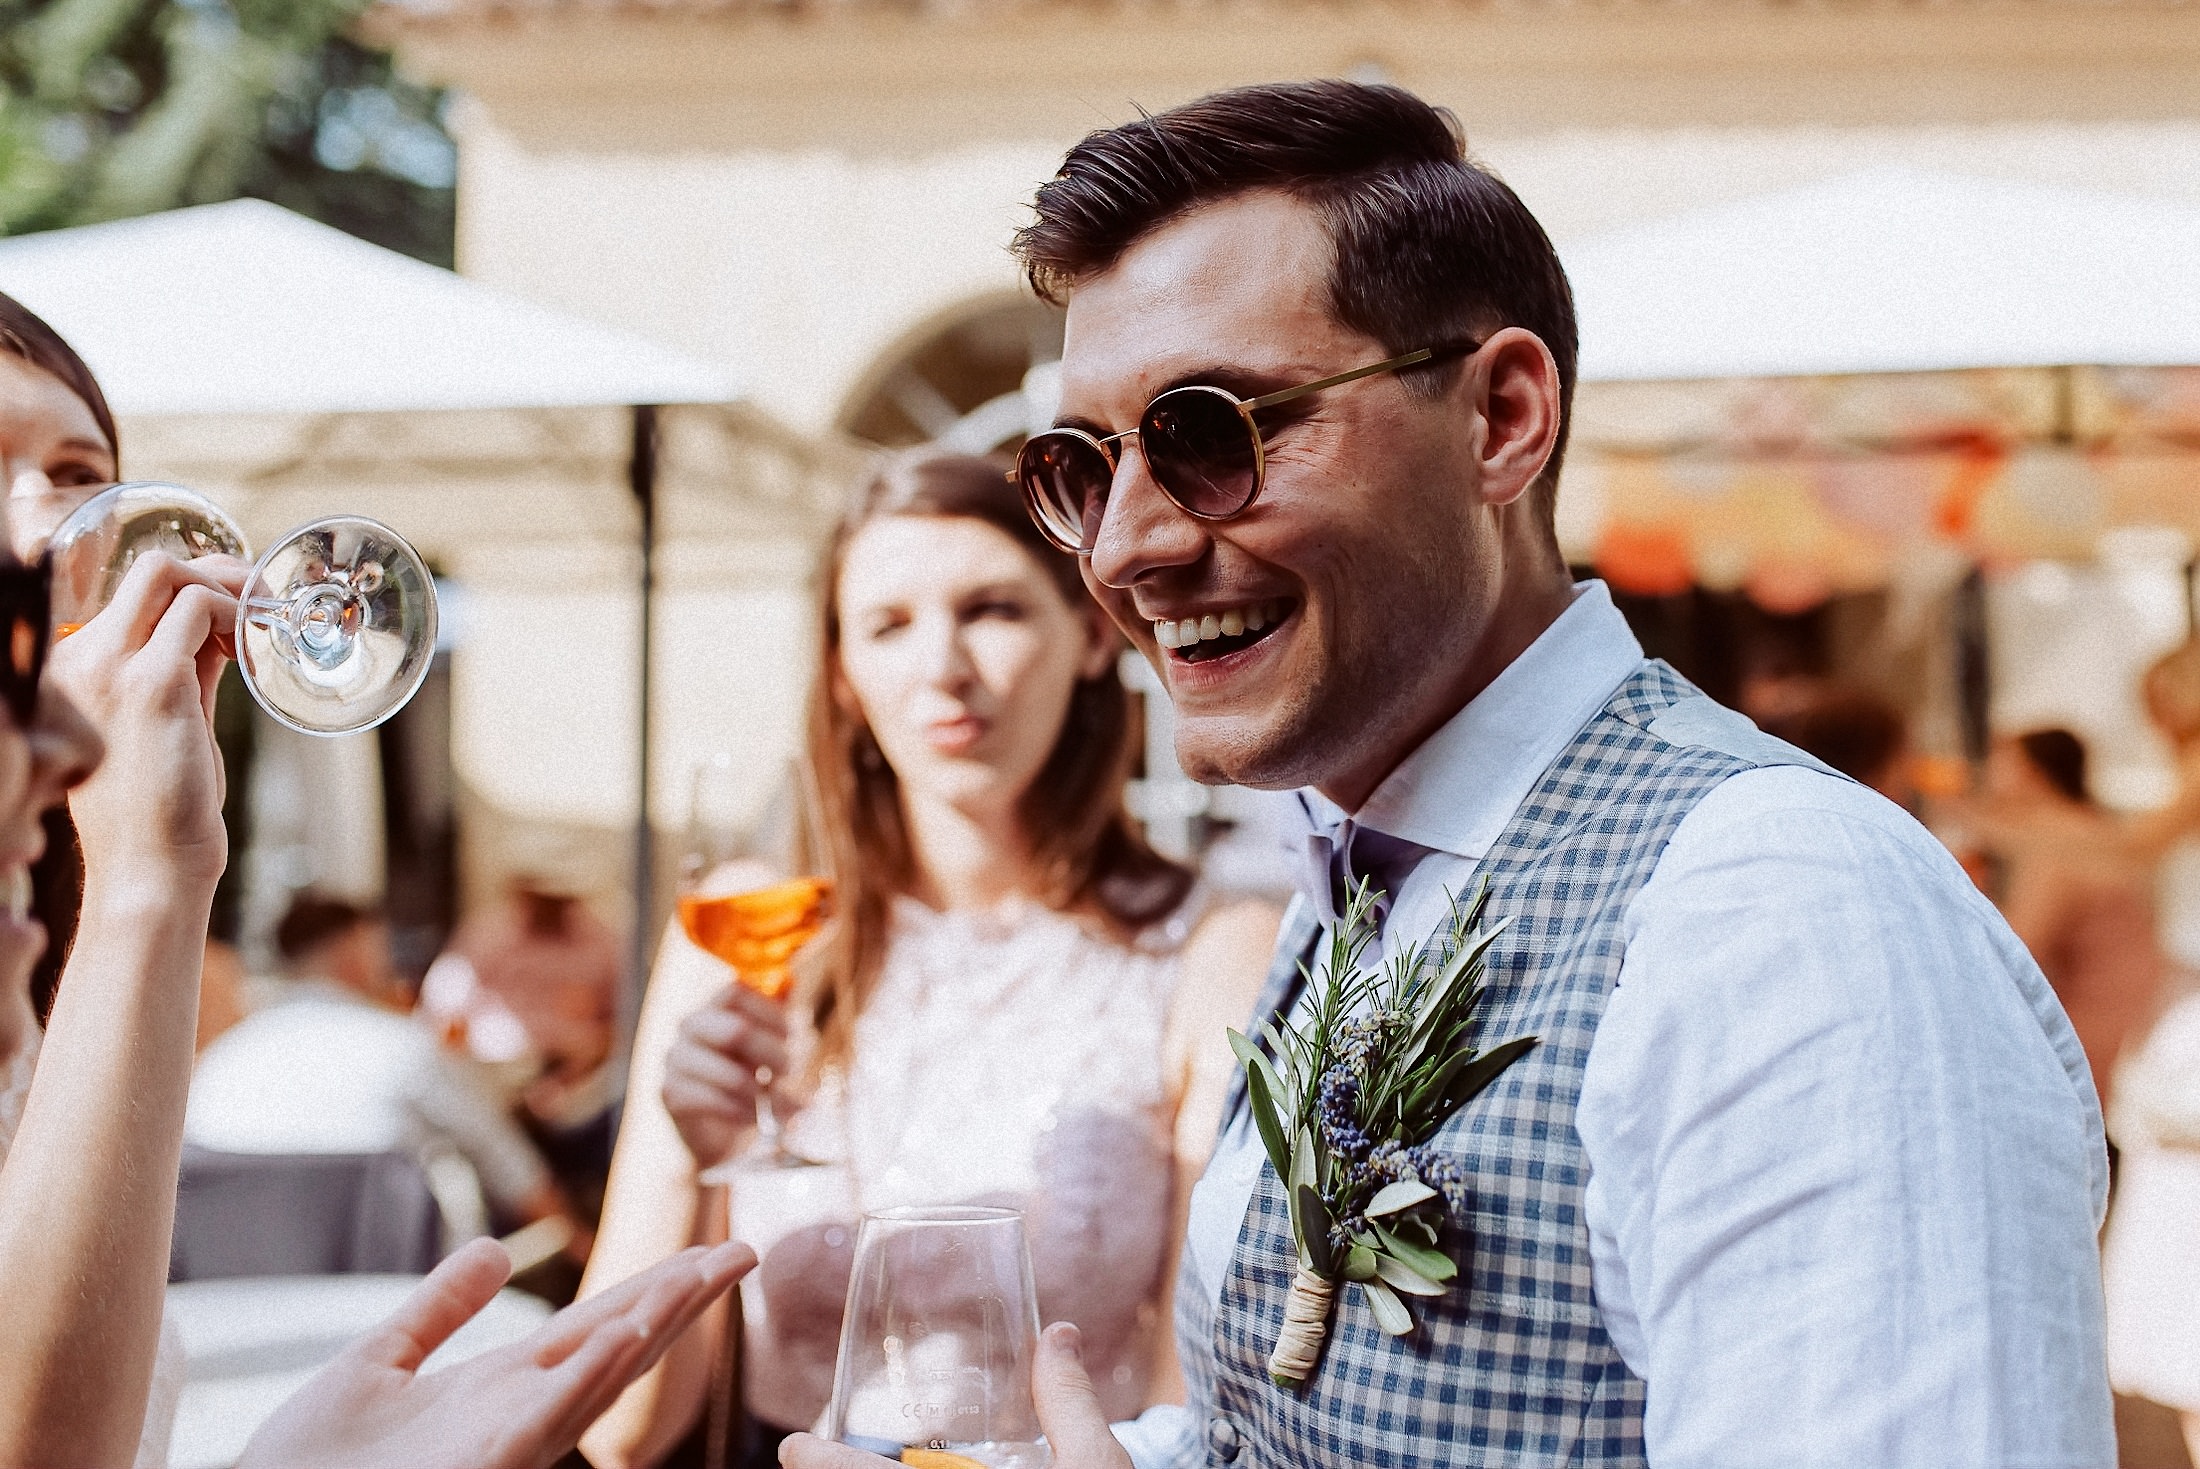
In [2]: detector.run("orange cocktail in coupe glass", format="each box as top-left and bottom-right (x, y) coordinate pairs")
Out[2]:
(677, 877), (832, 1002)
(678, 752), (836, 1171)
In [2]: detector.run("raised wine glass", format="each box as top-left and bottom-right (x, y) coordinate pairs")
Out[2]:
(827, 1206), (1047, 1469)
(47, 481), (437, 737)
(678, 751), (836, 1173)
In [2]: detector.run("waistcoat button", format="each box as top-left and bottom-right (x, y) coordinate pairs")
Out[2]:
(1207, 1414), (1242, 1462)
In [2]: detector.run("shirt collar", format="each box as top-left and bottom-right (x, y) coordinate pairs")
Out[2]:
(1301, 580), (1645, 863)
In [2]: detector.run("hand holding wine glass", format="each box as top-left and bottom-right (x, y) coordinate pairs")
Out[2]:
(666, 753), (835, 1172)
(780, 1323), (1128, 1469)
(660, 966), (793, 1172)
(47, 481), (438, 737)
(43, 548), (247, 896)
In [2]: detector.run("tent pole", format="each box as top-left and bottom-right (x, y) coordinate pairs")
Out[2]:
(628, 404), (660, 1055)
(1954, 563), (1991, 771)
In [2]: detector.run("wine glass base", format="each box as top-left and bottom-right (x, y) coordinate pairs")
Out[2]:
(700, 1147), (830, 1186)
(238, 514), (438, 737)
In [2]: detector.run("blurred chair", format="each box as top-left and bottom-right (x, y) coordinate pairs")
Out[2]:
(169, 1145), (443, 1283)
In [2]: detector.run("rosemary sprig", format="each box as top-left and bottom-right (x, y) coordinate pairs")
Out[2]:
(1230, 877), (1537, 1386)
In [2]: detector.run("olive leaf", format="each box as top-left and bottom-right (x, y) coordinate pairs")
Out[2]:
(1297, 1185), (1336, 1277)
(1229, 1028), (1294, 1184)
(1433, 1034), (1540, 1119)
(1360, 1278), (1414, 1336)
(1371, 1219), (1457, 1283)
(1366, 1180), (1438, 1217)
(1373, 1253), (1450, 1297)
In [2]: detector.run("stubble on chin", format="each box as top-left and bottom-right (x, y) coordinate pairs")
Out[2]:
(1172, 677), (1339, 792)
(1172, 617), (1432, 800)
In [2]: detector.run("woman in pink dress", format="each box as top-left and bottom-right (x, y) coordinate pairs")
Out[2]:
(578, 452), (1279, 1469)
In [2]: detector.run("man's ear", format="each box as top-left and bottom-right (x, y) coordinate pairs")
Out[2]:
(1078, 600), (1121, 682)
(1464, 327), (1563, 510)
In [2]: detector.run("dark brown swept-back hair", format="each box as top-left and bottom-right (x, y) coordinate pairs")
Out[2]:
(0, 292), (114, 1024)
(1012, 79), (1579, 518)
(802, 451), (1192, 1067)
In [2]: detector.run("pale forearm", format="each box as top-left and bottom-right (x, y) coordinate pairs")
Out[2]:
(0, 880), (211, 1468)
(577, 1182), (723, 1469)
(579, 929), (730, 1468)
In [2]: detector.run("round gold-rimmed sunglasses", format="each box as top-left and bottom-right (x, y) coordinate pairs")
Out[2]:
(1013, 338), (1480, 555)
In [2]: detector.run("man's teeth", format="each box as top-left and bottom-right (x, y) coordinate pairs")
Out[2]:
(1154, 601), (1279, 650)
(2, 868), (27, 922)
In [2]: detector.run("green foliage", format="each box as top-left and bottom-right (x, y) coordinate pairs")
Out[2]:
(0, 0), (454, 264)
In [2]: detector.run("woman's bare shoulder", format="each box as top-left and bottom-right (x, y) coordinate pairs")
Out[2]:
(1169, 895), (1285, 1029)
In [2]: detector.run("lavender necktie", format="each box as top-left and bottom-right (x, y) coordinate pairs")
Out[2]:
(1301, 817), (1431, 932)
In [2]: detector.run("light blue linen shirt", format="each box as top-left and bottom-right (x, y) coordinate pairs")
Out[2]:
(1119, 581), (2113, 1469)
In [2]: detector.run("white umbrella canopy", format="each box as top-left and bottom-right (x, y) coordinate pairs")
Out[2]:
(0, 197), (736, 414)
(1567, 167), (2200, 384)
(1556, 168), (2200, 586)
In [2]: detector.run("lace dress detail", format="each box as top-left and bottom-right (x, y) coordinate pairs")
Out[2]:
(0, 1033), (186, 1469)
(729, 892), (1201, 1431)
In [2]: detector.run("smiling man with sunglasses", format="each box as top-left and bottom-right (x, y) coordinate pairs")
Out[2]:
(786, 80), (2113, 1469)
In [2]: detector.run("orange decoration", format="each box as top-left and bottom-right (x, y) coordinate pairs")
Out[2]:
(1928, 434), (2007, 542)
(1594, 521), (1695, 598)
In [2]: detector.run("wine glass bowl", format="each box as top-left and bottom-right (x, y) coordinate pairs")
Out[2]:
(828, 1207), (1046, 1469)
(45, 483), (438, 737)
(238, 516), (436, 736)
(47, 480), (248, 636)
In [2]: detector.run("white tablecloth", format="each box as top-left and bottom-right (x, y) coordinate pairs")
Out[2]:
(165, 1274), (552, 1469)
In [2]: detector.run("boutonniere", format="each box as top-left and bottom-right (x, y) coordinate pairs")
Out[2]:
(1230, 879), (1537, 1389)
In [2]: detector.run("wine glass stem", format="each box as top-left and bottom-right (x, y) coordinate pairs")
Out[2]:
(754, 1064), (786, 1148)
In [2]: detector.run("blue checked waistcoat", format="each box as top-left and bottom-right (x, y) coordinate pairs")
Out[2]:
(1179, 662), (1833, 1469)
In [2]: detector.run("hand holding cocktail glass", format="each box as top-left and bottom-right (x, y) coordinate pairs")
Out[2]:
(662, 753), (835, 1175)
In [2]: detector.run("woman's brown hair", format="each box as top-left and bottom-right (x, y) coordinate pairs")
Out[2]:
(0, 292), (118, 463)
(801, 450), (1192, 1068)
(0, 292), (112, 1024)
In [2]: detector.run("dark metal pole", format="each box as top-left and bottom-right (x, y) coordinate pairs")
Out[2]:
(628, 404), (660, 1052)
(1954, 564), (1991, 770)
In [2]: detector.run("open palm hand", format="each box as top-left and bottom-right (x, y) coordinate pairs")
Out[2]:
(239, 1237), (753, 1469)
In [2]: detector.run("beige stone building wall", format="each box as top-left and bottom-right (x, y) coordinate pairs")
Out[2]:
(376, 3), (2200, 434)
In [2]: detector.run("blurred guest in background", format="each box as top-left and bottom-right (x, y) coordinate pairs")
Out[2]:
(194, 935), (249, 1054)
(2097, 636), (2200, 1463)
(1752, 679), (1913, 806)
(421, 871), (621, 1173)
(187, 891), (589, 1259)
(577, 452), (1279, 1469)
(1960, 728), (2165, 1116)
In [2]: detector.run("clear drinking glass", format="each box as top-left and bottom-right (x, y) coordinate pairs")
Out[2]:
(47, 481), (437, 736)
(828, 1206), (1046, 1469)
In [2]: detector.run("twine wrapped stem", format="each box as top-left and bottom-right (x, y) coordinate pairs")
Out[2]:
(1268, 1268), (1336, 1387)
